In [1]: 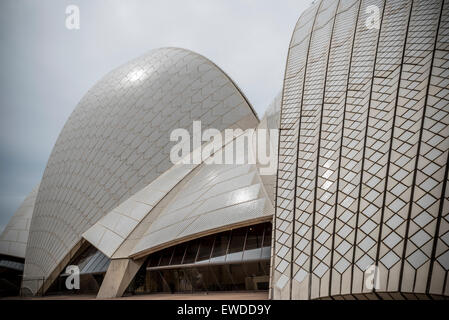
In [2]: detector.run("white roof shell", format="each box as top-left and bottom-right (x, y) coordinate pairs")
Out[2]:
(0, 185), (39, 259)
(83, 146), (274, 260)
(82, 94), (281, 261)
(23, 47), (258, 293)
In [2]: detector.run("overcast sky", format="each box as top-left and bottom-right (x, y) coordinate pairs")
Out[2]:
(0, 0), (311, 232)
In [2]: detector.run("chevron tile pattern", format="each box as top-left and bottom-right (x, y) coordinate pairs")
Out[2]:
(274, 0), (449, 299)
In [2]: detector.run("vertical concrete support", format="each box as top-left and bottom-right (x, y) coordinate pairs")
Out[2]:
(97, 258), (144, 299)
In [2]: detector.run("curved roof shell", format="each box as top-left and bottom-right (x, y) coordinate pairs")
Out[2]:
(24, 47), (258, 292)
(0, 185), (39, 259)
(82, 95), (281, 266)
(83, 138), (274, 260)
(128, 162), (273, 259)
(255, 93), (281, 204)
(273, 0), (449, 299)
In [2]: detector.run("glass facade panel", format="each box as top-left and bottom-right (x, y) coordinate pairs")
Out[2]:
(261, 247), (271, 260)
(210, 231), (230, 263)
(228, 228), (246, 253)
(242, 248), (262, 261)
(196, 235), (214, 264)
(48, 244), (109, 295)
(147, 223), (271, 269)
(159, 247), (174, 266)
(142, 262), (269, 294)
(245, 224), (264, 250)
(170, 243), (187, 265)
(148, 252), (161, 267)
(129, 222), (272, 294)
(226, 228), (246, 262)
(243, 224), (265, 261)
(183, 239), (200, 264)
(263, 223), (272, 247)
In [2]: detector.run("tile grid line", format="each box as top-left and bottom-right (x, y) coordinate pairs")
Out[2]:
(272, 2), (312, 299)
(311, 0), (341, 298)
(417, 0), (446, 295)
(429, 159), (449, 295)
(393, 0), (445, 295)
(350, 0), (387, 296)
(289, 0), (324, 300)
(374, 0), (414, 295)
(329, 0), (363, 298)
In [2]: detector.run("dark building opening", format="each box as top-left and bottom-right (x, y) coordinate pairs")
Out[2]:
(0, 255), (24, 297)
(127, 222), (272, 294)
(46, 243), (110, 295)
